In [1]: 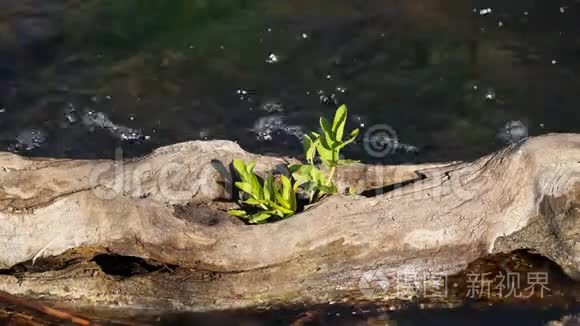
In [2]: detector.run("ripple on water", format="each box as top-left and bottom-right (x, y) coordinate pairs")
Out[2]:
(496, 120), (528, 144)
(8, 128), (47, 152)
(251, 115), (304, 142)
(82, 111), (149, 143)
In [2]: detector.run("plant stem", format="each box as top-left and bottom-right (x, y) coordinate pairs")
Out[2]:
(326, 166), (336, 186)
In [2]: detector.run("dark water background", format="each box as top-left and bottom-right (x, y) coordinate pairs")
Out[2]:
(1, 0), (580, 324)
(1, 0), (580, 163)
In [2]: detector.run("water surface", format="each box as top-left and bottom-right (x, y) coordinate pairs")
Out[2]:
(1, 0), (579, 163)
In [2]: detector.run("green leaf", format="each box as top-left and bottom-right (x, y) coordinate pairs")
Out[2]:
(291, 164), (314, 186)
(336, 128), (359, 150)
(246, 162), (263, 198)
(316, 139), (336, 167)
(234, 182), (256, 197)
(280, 175), (297, 212)
(319, 116), (336, 147)
(233, 159), (247, 177)
(270, 200), (294, 215)
(288, 164), (302, 173)
(318, 183), (337, 194)
(245, 161), (256, 174)
(228, 209), (248, 217)
(274, 186), (290, 211)
(303, 134), (319, 165)
(249, 211), (273, 223)
(233, 160), (263, 199)
(280, 175), (293, 203)
(242, 198), (265, 206)
(308, 166), (325, 182)
(332, 104), (348, 141)
(263, 176), (274, 201)
(306, 137), (319, 165)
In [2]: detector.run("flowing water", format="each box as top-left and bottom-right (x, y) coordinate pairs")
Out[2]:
(1, 0), (580, 324)
(1, 0), (580, 163)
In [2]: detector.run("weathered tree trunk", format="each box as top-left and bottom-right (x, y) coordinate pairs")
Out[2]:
(0, 134), (579, 310)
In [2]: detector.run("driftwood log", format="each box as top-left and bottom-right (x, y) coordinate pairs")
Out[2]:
(0, 133), (579, 311)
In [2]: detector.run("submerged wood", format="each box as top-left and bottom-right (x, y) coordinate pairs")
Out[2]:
(0, 134), (579, 310)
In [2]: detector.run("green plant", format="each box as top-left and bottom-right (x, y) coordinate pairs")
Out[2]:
(288, 163), (336, 202)
(228, 104), (360, 222)
(228, 159), (297, 224)
(290, 104), (359, 201)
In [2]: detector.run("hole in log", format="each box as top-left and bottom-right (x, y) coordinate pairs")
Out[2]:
(0, 248), (177, 279)
(91, 254), (171, 277)
(0, 247), (102, 276)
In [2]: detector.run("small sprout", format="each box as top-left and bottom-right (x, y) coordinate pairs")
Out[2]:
(296, 104), (360, 202)
(228, 160), (298, 223)
(229, 104), (360, 222)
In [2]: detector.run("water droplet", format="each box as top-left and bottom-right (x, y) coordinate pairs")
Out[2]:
(479, 8), (492, 15)
(560, 6), (567, 13)
(105, 95), (112, 100)
(523, 11), (529, 16)
(267, 27), (272, 32)
(498, 21), (504, 27)
(351, 115), (367, 128)
(129, 114), (135, 121)
(326, 74), (332, 80)
(301, 33), (309, 39)
(336, 86), (347, 93)
(551, 59), (557, 64)
(266, 53), (279, 64)
(484, 88), (496, 100)
(0, 107), (5, 113)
